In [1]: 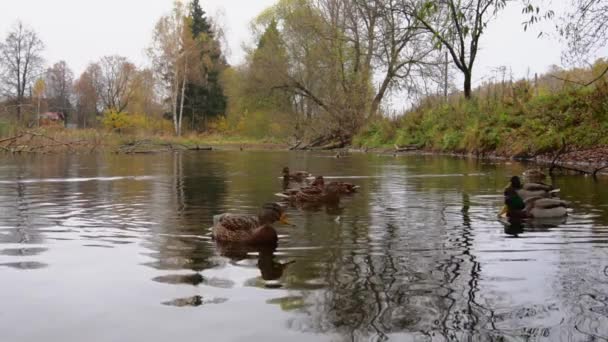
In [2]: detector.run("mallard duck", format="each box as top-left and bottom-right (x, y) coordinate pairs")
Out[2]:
(523, 169), (546, 183)
(282, 167), (312, 182)
(276, 182), (341, 204)
(507, 176), (558, 200)
(309, 176), (360, 194)
(501, 177), (569, 219)
(212, 203), (290, 245)
(524, 197), (569, 218)
(501, 196), (569, 219)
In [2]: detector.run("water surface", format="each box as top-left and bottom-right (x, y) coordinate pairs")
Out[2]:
(1, 151), (607, 341)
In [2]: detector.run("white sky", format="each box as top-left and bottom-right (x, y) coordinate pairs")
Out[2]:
(1, 0), (604, 96)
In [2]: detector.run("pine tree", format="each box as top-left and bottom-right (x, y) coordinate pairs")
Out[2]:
(189, 0), (211, 38)
(184, 0), (227, 131)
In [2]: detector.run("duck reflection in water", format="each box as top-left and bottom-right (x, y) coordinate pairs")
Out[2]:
(504, 218), (525, 237)
(216, 242), (295, 282)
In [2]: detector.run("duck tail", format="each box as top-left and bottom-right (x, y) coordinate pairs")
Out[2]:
(549, 189), (561, 196)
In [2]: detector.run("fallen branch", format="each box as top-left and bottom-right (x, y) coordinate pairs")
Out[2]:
(549, 138), (569, 176)
(593, 164), (608, 178)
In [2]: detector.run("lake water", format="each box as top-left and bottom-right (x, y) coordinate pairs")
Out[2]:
(1, 151), (607, 342)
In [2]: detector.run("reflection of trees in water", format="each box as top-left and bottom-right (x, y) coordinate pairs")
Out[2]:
(144, 153), (228, 272)
(288, 172), (495, 340)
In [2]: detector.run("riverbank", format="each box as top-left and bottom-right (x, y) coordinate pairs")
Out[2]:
(1, 127), (605, 176)
(0, 128), (289, 154)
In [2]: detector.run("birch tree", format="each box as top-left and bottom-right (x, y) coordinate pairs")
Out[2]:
(148, 1), (200, 136)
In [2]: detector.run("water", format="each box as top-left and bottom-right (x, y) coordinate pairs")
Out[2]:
(0, 151), (607, 342)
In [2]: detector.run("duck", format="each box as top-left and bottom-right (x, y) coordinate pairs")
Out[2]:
(309, 176), (360, 194)
(501, 176), (569, 219)
(276, 182), (342, 204)
(212, 203), (290, 245)
(506, 175), (558, 200)
(524, 197), (569, 218)
(523, 169), (546, 183)
(282, 167), (313, 182)
(501, 196), (569, 219)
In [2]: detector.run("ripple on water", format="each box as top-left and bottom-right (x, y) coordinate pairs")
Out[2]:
(161, 295), (228, 307)
(0, 247), (48, 256)
(152, 273), (205, 286)
(0, 261), (48, 270)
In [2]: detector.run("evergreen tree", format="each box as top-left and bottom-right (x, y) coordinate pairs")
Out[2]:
(184, 0), (227, 131)
(189, 0), (211, 38)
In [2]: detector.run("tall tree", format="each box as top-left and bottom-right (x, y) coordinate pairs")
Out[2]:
(149, 0), (200, 136)
(96, 55), (137, 113)
(0, 21), (45, 122)
(45, 61), (74, 127)
(184, 0), (227, 131)
(243, 0), (440, 143)
(400, 0), (507, 99)
(74, 63), (102, 128)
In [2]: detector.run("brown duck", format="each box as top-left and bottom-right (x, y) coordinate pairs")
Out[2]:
(282, 167), (313, 182)
(212, 203), (290, 245)
(276, 182), (342, 204)
(311, 176), (360, 194)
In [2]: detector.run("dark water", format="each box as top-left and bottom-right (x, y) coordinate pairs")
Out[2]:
(1, 151), (607, 342)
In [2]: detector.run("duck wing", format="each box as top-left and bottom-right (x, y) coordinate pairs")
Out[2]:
(215, 214), (260, 232)
(329, 181), (360, 194)
(523, 183), (553, 192)
(533, 198), (570, 209)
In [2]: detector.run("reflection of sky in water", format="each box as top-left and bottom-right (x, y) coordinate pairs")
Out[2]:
(0, 152), (606, 341)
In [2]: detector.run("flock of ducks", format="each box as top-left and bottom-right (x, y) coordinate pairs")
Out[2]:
(501, 169), (570, 219)
(210, 165), (569, 245)
(211, 167), (359, 246)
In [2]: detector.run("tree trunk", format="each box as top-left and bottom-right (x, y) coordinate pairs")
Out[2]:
(16, 98), (23, 123)
(178, 59), (188, 137)
(464, 70), (472, 99)
(36, 96), (41, 127)
(172, 66), (180, 136)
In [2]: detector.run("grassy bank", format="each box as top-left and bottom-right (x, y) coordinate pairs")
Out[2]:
(0, 127), (287, 154)
(354, 66), (608, 158)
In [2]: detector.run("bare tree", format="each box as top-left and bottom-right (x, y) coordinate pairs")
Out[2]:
(0, 21), (45, 122)
(74, 63), (102, 128)
(96, 56), (136, 113)
(45, 61), (74, 127)
(398, 0), (507, 99)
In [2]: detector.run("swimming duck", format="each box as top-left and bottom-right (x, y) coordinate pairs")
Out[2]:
(276, 182), (342, 204)
(524, 197), (569, 218)
(282, 167), (312, 182)
(523, 169), (546, 183)
(501, 176), (568, 219)
(310, 176), (360, 194)
(507, 176), (558, 200)
(212, 203), (290, 245)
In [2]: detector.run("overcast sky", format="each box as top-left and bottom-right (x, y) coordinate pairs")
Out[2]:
(1, 1), (601, 94)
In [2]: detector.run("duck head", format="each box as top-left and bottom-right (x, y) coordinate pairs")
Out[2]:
(312, 176), (325, 187)
(510, 176), (523, 190)
(258, 203), (290, 225)
(282, 167), (290, 176)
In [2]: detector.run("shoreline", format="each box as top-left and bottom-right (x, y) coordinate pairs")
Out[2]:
(1, 129), (605, 176)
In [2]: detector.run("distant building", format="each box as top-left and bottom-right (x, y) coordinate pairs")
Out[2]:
(40, 112), (65, 126)
(40, 112), (65, 121)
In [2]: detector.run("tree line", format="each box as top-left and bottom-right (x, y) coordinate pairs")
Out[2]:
(1, 0), (605, 143)
(0, 0), (226, 136)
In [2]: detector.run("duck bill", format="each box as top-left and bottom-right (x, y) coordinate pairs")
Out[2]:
(279, 213), (291, 225)
(499, 205), (508, 218)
